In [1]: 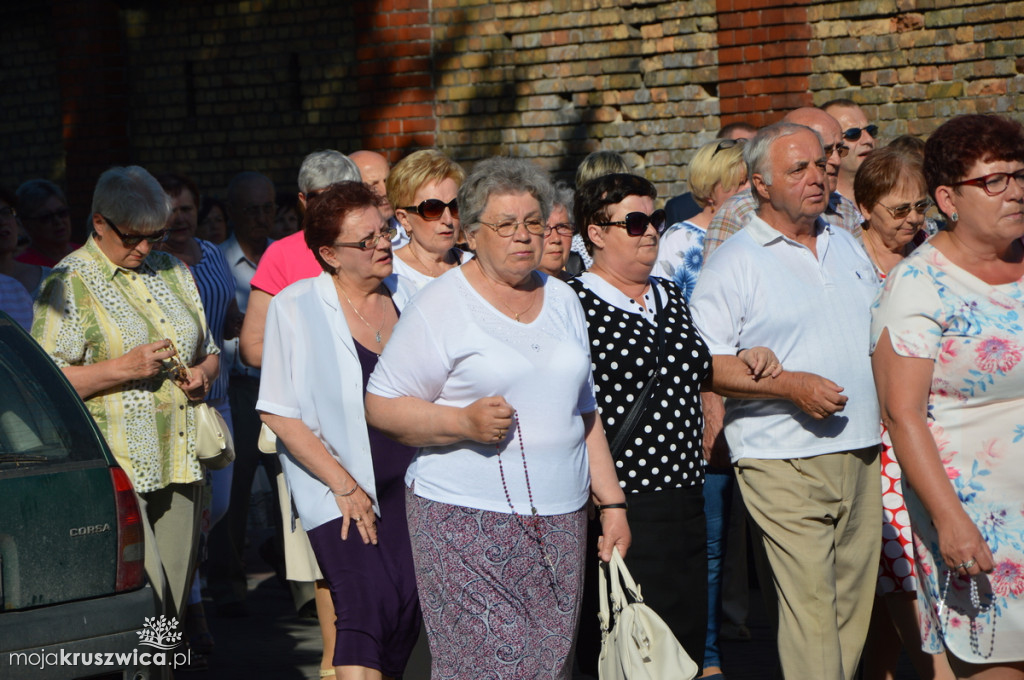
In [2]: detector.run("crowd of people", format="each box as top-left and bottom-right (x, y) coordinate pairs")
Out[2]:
(3, 104), (1023, 680)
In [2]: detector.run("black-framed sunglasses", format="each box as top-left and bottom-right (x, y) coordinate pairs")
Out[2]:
(399, 198), (458, 221)
(101, 214), (169, 247)
(333, 224), (398, 251)
(713, 138), (746, 156)
(952, 169), (1024, 197)
(823, 143), (850, 159)
(878, 199), (931, 220)
(842, 124), (878, 141)
(596, 209), (667, 236)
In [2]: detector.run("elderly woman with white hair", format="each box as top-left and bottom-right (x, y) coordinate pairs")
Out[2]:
(33, 166), (219, 623)
(366, 157), (630, 679)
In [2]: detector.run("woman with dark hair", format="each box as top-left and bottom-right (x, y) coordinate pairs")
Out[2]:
(257, 181), (420, 680)
(872, 114), (1024, 678)
(366, 157), (630, 679)
(197, 195), (229, 244)
(272, 190), (301, 240)
(571, 173), (781, 677)
(33, 165), (218, 625)
(16, 179), (79, 266)
(854, 150), (955, 680)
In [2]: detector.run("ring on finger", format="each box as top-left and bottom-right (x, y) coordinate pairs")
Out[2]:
(959, 558), (976, 570)
(353, 517), (362, 523)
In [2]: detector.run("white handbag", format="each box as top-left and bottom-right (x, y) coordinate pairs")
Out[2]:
(598, 547), (698, 680)
(194, 402), (235, 470)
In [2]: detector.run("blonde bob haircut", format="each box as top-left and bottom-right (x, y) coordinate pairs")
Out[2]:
(688, 140), (748, 210)
(385, 149), (465, 211)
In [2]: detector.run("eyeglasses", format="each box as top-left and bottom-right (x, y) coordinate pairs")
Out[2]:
(101, 215), (169, 247)
(25, 207), (70, 223)
(399, 198), (459, 221)
(952, 169), (1024, 197)
(878, 199), (931, 220)
(477, 219), (549, 237)
(823, 143), (850, 159)
(842, 125), (879, 141)
(0, 206), (16, 219)
(332, 224), (398, 251)
(713, 138), (746, 156)
(596, 209), (667, 236)
(242, 202), (277, 219)
(548, 222), (575, 236)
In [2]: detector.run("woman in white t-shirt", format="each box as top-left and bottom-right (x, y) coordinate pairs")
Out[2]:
(366, 157), (630, 680)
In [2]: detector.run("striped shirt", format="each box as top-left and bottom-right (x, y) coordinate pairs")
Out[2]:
(189, 239), (234, 402)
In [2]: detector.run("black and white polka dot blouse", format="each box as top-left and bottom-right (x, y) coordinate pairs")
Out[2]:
(569, 275), (711, 493)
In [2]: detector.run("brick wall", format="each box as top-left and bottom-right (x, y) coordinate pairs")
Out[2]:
(2, 0), (1023, 220)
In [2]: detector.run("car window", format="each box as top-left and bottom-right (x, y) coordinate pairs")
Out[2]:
(0, 319), (108, 470)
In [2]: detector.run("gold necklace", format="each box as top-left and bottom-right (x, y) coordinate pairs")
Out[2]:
(407, 241), (456, 278)
(477, 261), (538, 322)
(335, 280), (387, 344)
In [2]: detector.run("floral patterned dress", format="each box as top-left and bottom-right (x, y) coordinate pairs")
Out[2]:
(870, 241), (1024, 663)
(652, 220), (704, 301)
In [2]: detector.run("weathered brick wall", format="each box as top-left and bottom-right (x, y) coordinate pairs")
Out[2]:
(0, 8), (64, 195)
(2, 0), (1023, 218)
(808, 0), (1024, 141)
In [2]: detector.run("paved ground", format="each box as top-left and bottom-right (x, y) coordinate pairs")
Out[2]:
(185, 528), (918, 680)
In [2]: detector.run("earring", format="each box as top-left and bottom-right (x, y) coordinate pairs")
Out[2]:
(951, 211), (959, 222)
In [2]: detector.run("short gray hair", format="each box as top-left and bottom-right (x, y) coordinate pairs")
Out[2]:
(16, 179), (66, 218)
(552, 180), (574, 222)
(298, 150), (360, 194)
(91, 166), (171, 234)
(744, 122), (822, 187)
(458, 157), (554, 234)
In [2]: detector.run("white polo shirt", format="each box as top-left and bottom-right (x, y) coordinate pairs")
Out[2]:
(690, 215), (882, 461)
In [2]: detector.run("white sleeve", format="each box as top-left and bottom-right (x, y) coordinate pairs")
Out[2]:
(367, 301), (452, 401)
(255, 296), (301, 419)
(689, 260), (745, 356)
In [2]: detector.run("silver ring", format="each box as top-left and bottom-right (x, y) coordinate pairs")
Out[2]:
(959, 558), (976, 570)
(353, 517), (362, 523)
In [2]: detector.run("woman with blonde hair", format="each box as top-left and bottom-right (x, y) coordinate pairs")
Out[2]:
(388, 149), (470, 290)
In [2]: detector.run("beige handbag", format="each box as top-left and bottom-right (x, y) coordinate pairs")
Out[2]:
(194, 402), (235, 470)
(598, 547), (698, 680)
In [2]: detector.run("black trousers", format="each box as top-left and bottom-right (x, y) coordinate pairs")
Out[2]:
(576, 484), (708, 675)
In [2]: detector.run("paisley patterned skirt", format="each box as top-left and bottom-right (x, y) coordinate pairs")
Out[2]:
(405, 488), (587, 680)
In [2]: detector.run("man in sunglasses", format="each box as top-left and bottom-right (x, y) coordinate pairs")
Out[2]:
(822, 99), (877, 205)
(702, 107), (863, 260)
(690, 122), (882, 680)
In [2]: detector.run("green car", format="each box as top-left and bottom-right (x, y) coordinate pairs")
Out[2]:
(0, 312), (158, 679)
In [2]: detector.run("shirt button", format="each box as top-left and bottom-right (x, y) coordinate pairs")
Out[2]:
(179, 432), (185, 437)
(179, 405), (185, 410)
(147, 299), (152, 303)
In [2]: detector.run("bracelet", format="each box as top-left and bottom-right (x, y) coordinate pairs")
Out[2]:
(331, 482), (358, 498)
(596, 502), (628, 511)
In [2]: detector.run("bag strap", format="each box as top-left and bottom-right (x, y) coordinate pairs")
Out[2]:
(608, 280), (666, 459)
(598, 557), (612, 632)
(610, 546), (644, 603)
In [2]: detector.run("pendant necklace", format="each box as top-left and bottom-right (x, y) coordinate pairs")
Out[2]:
(336, 281), (387, 344)
(478, 261), (537, 322)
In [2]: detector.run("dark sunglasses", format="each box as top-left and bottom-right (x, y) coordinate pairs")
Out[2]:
(101, 214), (169, 247)
(399, 198), (458, 221)
(596, 209), (667, 236)
(878, 199), (930, 220)
(713, 138), (746, 156)
(823, 143), (850, 159)
(842, 124), (878, 141)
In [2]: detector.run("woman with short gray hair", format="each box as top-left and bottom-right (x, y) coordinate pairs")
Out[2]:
(33, 165), (218, 627)
(16, 178), (79, 266)
(366, 156), (630, 679)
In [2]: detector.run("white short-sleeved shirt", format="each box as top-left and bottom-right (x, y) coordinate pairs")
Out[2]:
(690, 215), (882, 461)
(257, 272), (409, 529)
(367, 267), (596, 515)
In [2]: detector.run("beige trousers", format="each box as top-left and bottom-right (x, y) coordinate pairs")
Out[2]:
(734, 447), (881, 680)
(138, 481), (204, 622)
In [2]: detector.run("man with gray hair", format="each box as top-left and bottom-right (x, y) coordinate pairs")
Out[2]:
(689, 123), (882, 679)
